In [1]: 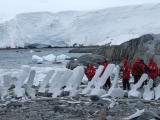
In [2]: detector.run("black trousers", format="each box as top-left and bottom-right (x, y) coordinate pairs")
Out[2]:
(104, 77), (111, 88)
(123, 79), (130, 90)
(134, 75), (141, 84)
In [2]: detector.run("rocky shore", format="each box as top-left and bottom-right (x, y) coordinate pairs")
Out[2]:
(0, 96), (160, 120)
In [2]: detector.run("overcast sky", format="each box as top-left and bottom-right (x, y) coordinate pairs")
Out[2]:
(0, 0), (160, 18)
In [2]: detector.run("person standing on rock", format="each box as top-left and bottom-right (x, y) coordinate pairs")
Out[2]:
(99, 60), (111, 89)
(148, 57), (159, 87)
(85, 63), (96, 81)
(132, 58), (144, 84)
(121, 59), (131, 90)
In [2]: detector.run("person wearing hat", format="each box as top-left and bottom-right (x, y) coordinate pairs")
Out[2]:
(148, 57), (159, 87)
(132, 58), (144, 84)
(85, 63), (96, 81)
(121, 59), (131, 90)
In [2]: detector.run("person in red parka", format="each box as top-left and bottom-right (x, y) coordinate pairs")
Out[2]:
(99, 60), (111, 89)
(121, 59), (130, 90)
(132, 58), (144, 84)
(148, 57), (159, 87)
(85, 63), (96, 81)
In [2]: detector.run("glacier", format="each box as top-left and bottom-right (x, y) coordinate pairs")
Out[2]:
(0, 3), (160, 48)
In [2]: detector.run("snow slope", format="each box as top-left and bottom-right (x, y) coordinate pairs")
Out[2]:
(0, 3), (160, 48)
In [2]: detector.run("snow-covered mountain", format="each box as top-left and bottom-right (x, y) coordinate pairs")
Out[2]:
(0, 3), (160, 48)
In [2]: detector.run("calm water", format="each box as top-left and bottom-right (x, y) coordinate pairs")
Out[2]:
(0, 48), (84, 69)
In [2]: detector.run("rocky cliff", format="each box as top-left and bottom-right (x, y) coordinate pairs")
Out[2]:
(96, 34), (160, 65)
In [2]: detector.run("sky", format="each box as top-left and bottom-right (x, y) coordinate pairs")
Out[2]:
(0, 0), (160, 20)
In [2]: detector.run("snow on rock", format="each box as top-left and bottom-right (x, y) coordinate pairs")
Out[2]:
(64, 66), (84, 96)
(90, 64), (115, 96)
(155, 84), (160, 100)
(38, 70), (55, 93)
(124, 109), (145, 120)
(82, 66), (104, 95)
(143, 79), (154, 100)
(128, 74), (148, 98)
(32, 55), (43, 64)
(42, 54), (56, 62)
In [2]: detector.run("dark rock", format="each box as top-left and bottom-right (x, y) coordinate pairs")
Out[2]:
(53, 106), (64, 113)
(90, 95), (101, 102)
(60, 91), (70, 97)
(78, 54), (106, 66)
(36, 92), (52, 97)
(66, 54), (105, 69)
(69, 47), (99, 53)
(96, 34), (160, 64)
(6, 101), (22, 108)
(66, 60), (79, 70)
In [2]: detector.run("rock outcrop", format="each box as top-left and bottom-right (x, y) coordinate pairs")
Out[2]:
(96, 34), (160, 65)
(66, 54), (105, 69)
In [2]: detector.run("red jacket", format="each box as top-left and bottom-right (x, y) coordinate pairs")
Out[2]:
(122, 62), (130, 79)
(85, 64), (96, 81)
(132, 62), (144, 76)
(148, 62), (158, 79)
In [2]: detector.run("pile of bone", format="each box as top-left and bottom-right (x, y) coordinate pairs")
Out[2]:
(0, 64), (160, 101)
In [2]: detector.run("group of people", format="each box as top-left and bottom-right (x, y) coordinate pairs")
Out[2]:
(85, 57), (159, 91)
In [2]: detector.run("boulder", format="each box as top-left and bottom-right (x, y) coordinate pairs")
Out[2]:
(66, 54), (105, 69)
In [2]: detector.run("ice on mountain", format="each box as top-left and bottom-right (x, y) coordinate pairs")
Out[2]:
(128, 74), (148, 98)
(64, 66), (84, 96)
(90, 64), (115, 96)
(51, 69), (73, 98)
(155, 84), (160, 100)
(32, 55), (43, 64)
(56, 54), (70, 62)
(1, 4), (160, 48)
(82, 66), (104, 95)
(38, 70), (55, 93)
(143, 79), (154, 100)
(42, 54), (56, 62)
(24, 70), (36, 99)
(14, 65), (31, 98)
